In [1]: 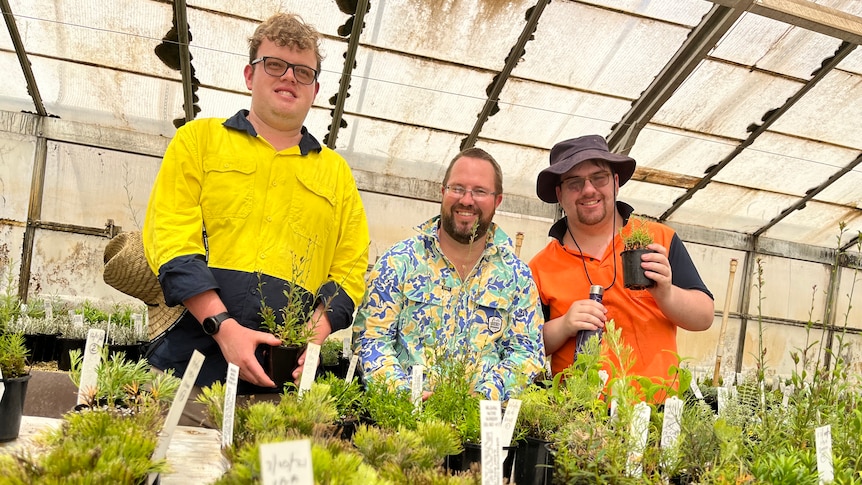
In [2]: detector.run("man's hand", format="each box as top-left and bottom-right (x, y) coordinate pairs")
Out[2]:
(563, 297), (607, 336)
(292, 304), (333, 382)
(214, 319), (282, 388)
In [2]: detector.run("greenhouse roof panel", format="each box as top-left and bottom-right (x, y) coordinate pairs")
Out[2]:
(1, 0), (861, 250)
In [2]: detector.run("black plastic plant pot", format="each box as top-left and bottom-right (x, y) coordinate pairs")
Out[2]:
(264, 344), (305, 388)
(57, 337), (86, 371)
(514, 437), (555, 485)
(108, 343), (142, 362)
(444, 443), (517, 476)
(621, 248), (657, 290)
(0, 373), (31, 442)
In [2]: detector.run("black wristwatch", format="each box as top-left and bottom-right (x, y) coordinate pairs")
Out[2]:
(202, 312), (232, 336)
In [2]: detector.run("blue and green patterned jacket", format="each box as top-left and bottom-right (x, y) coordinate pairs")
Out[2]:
(353, 216), (546, 401)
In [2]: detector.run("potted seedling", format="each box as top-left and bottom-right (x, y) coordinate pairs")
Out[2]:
(620, 216), (656, 290)
(0, 256), (32, 442)
(258, 276), (318, 389)
(0, 331), (30, 442)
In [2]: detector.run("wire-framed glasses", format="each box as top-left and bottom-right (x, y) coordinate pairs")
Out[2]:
(560, 171), (612, 193)
(444, 185), (497, 200)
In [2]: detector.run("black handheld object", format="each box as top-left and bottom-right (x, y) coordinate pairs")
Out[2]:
(574, 285), (604, 355)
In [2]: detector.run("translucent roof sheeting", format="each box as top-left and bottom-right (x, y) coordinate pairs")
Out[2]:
(2, 0), (862, 251)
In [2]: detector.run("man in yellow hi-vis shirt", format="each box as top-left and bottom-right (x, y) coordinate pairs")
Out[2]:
(142, 13), (369, 424)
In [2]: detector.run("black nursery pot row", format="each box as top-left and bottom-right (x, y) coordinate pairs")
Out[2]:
(22, 334), (146, 370)
(442, 437), (554, 485)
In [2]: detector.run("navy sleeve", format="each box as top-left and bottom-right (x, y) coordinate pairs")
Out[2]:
(668, 234), (714, 300)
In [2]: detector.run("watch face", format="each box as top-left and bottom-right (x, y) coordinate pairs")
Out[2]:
(203, 317), (218, 335)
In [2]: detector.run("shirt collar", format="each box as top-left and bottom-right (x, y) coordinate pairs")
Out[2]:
(222, 110), (322, 155)
(417, 215), (513, 260)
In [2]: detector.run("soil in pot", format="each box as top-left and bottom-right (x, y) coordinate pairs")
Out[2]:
(263, 344), (305, 388)
(0, 373), (32, 442)
(621, 248), (656, 290)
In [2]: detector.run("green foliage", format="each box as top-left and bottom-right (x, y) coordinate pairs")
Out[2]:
(68, 346), (179, 411)
(315, 372), (365, 419)
(620, 216), (654, 251)
(363, 379), (417, 431)
(352, 420), (461, 482)
(257, 275), (316, 347)
(421, 356), (482, 444)
(0, 331), (29, 378)
(320, 338), (342, 366)
(0, 407), (168, 483)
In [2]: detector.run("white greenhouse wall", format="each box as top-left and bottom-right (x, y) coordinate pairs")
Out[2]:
(1, 110), (861, 384)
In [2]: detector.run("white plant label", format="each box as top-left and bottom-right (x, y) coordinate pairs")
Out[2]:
(260, 439), (314, 485)
(149, 350), (205, 485)
(298, 342), (321, 396)
(342, 335), (352, 359)
(76, 328), (106, 406)
(717, 386), (729, 415)
(345, 355), (359, 383)
(782, 384), (794, 409)
(598, 369), (609, 386)
(660, 396), (683, 450)
(500, 398), (522, 447)
(626, 401), (651, 478)
(45, 302), (53, 320)
(736, 372), (744, 386)
(411, 364), (424, 412)
(815, 425), (833, 484)
(72, 313), (84, 327)
(132, 313), (143, 338)
(480, 400), (503, 485)
(0, 369), (5, 402)
(689, 378), (704, 400)
(222, 363), (240, 449)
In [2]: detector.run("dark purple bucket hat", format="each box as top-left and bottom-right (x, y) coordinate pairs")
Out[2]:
(536, 135), (636, 203)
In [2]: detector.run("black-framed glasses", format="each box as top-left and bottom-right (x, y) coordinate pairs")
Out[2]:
(560, 171), (612, 193)
(250, 56), (318, 85)
(444, 185), (497, 200)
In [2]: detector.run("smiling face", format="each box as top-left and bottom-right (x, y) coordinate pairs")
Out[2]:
(244, 38), (319, 133)
(440, 156), (503, 245)
(555, 160), (619, 229)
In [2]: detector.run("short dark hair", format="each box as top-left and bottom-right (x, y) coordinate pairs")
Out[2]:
(442, 147), (503, 195)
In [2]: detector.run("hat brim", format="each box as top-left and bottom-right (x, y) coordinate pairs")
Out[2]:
(536, 149), (636, 203)
(147, 303), (185, 341)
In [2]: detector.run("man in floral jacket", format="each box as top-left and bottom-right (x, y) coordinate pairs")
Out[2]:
(354, 148), (545, 401)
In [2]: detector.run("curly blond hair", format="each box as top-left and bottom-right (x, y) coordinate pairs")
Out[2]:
(248, 13), (323, 71)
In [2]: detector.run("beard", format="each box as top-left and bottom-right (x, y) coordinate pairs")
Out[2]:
(441, 203), (493, 245)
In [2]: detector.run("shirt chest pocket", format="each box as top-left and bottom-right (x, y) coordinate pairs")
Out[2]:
(401, 279), (444, 336)
(288, 169), (336, 244)
(472, 291), (510, 342)
(202, 158), (257, 219)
